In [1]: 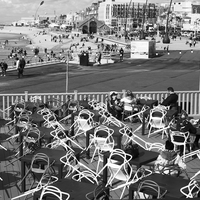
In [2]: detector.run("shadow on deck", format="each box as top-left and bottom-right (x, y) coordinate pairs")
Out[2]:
(0, 121), (199, 200)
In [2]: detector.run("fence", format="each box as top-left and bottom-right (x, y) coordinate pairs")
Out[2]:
(0, 90), (200, 119)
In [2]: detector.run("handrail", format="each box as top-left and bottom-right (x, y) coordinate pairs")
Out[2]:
(0, 90), (200, 119)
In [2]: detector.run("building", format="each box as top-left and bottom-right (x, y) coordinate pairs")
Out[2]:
(98, 0), (158, 33)
(78, 15), (111, 34)
(172, 1), (200, 31)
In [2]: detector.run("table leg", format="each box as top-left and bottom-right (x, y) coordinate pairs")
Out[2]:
(21, 161), (26, 192)
(71, 113), (75, 136)
(58, 164), (63, 179)
(142, 114), (145, 136)
(19, 134), (23, 157)
(103, 154), (109, 200)
(86, 132), (90, 159)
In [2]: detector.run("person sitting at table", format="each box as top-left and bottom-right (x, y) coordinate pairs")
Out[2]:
(120, 90), (140, 121)
(106, 91), (123, 119)
(154, 140), (186, 176)
(161, 87), (178, 110)
(173, 110), (200, 153)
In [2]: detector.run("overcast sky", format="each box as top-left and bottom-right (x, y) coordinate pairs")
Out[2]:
(0, 0), (185, 24)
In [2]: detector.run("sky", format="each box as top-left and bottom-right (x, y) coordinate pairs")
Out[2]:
(0, 0), (191, 24)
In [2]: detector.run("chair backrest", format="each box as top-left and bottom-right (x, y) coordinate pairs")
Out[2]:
(180, 179), (200, 198)
(135, 180), (167, 199)
(30, 153), (51, 176)
(145, 142), (165, 151)
(170, 131), (190, 146)
(39, 185), (70, 200)
(93, 125), (115, 151)
(60, 151), (99, 184)
(107, 149), (132, 181)
(149, 108), (167, 127)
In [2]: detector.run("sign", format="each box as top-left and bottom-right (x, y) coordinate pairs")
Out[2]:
(131, 40), (156, 59)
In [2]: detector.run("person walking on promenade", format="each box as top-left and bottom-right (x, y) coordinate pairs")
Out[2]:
(15, 57), (22, 78)
(20, 56), (26, 77)
(97, 52), (102, 65)
(1, 61), (8, 76)
(119, 47), (124, 62)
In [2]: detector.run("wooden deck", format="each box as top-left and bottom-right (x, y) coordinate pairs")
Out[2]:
(0, 121), (200, 200)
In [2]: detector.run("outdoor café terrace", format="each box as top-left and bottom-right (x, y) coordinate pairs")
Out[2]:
(0, 90), (199, 200)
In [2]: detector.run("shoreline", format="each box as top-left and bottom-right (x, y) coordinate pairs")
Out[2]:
(0, 26), (61, 50)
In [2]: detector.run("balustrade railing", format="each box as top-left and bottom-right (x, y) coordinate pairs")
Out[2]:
(0, 90), (199, 119)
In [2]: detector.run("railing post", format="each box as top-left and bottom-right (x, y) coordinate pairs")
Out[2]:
(74, 90), (78, 101)
(24, 91), (28, 101)
(122, 89), (126, 97)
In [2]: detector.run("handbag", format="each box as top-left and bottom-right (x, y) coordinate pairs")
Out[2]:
(124, 141), (139, 159)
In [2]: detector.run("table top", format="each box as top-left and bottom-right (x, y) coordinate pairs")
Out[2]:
(21, 148), (81, 165)
(34, 178), (96, 200)
(129, 173), (191, 198)
(138, 99), (158, 108)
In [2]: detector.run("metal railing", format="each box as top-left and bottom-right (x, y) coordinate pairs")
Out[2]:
(0, 90), (200, 119)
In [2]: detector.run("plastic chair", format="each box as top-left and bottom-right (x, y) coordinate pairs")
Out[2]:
(98, 109), (123, 127)
(180, 179), (200, 198)
(170, 131), (190, 161)
(60, 151), (99, 184)
(39, 185), (70, 200)
(135, 179), (167, 199)
(147, 108), (168, 138)
(97, 148), (133, 199)
(145, 142), (165, 152)
(89, 125), (115, 173)
(14, 153), (57, 200)
(70, 109), (96, 139)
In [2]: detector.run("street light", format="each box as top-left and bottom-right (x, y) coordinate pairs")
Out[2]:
(140, 0), (148, 40)
(163, 0), (173, 44)
(66, 51), (69, 93)
(34, 1), (44, 22)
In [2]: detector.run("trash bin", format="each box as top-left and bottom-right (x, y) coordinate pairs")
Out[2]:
(80, 53), (89, 66)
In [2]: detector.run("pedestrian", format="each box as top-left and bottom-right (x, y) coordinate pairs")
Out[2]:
(97, 52), (102, 65)
(16, 57), (23, 78)
(19, 56), (26, 76)
(1, 61), (8, 76)
(189, 39), (192, 47)
(193, 40), (196, 47)
(119, 47), (124, 61)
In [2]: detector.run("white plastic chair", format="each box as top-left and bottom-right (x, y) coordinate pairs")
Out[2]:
(70, 109), (96, 139)
(39, 185), (70, 200)
(145, 142), (165, 152)
(89, 125), (115, 173)
(147, 108), (168, 138)
(98, 109), (123, 127)
(30, 95), (42, 103)
(170, 131), (190, 161)
(97, 148), (133, 199)
(60, 151), (99, 184)
(180, 173), (200, 198)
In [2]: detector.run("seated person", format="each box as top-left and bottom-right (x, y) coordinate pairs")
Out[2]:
(154, 140), (186, 176)
(107, 91), (123, 119)
(173, 110), (200, 152)
(161, 87), (178, 110)
(120, 90), (139, 111)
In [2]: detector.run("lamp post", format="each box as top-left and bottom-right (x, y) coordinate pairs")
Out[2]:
(163, 0), (173, 44)
(66, 51), (69, 93)
(34, 1), (44, 22)
(140, 0), (148, 40)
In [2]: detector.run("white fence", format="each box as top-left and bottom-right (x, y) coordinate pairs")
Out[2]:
(0, 90), (199, 119)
